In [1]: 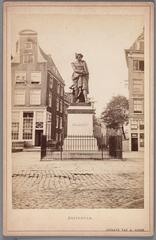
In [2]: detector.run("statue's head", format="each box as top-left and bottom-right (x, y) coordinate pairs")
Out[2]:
(75, 53), (83, 60)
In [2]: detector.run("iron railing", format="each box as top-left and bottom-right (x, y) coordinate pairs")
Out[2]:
(41, 135), (122, 160)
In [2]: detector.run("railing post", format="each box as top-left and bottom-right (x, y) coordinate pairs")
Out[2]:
(41, 135), (46, 160)
(101, 145), (103, 160)
(60, 141), (63, 160)
(116, 135), (122, 159)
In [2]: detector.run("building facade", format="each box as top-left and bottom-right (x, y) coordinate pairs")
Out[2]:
(125, 31), (144, 151)
(63, 92), (72, 138)
(11, 29), (65, 149)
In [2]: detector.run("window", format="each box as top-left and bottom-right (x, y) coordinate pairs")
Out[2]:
(49, 77), (53, 89)
(12, 112), (20, 122)
(48, 93), (52, 107)
(30, 90), (41, 105)
(23, 53), (34, 64)
(60, 100), (63, 113)
(133, 79), (143, 93)
(134, 99), (143, 113)
(131, 120), (138, 130)
(36, 112), (43, 122)
(46, 122), (51, 140)
(133, 60), (144, 71)
(12, 122), (19, 140)
(60, 86), (64, 96)
(24, 42), (32, 49)
(139, 120), (144, 130)
(56, 115), (59, 128)
(131, 133), (138, 138)
(15, 71), (26, 84)
(36, 111), (43, 127)
(31, 72), (41, 84)
(23, 112), (33, 140)
(12, 112), (20, 140)
(57, 84), (60, 95)
(56, 98), (59, 111)
(47, 112), (52, 122)
(140, 133), (144, 147)
(60, 117), (62, 129)
(14, 90), (25, 105)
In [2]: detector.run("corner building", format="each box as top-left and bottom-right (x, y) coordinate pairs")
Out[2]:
(125, 31), (144, 151)
(11, 30), (65, 149)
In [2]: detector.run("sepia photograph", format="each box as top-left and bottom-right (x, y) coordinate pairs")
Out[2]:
(3, 1), (154, 237)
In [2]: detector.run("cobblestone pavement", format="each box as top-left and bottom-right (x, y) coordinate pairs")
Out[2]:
(12, 152), (144, 209)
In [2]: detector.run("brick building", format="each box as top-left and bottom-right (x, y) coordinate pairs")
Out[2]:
(125, 31), (144, 151)
(63, 92), (72, 138)
(11, 29), (65, 149)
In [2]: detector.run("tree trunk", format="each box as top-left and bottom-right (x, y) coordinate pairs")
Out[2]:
(122, 125), (126, 140)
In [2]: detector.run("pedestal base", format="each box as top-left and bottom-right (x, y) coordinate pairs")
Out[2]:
(63, 103), (98, 151)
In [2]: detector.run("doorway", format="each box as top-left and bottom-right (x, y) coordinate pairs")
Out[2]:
(131, 134), (138, 151)
(35, 130), (43, 146)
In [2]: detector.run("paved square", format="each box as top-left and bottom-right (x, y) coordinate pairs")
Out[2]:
(12, 152), (144, 209)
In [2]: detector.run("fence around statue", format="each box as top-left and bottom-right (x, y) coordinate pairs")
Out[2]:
(41, 135), (122, 160)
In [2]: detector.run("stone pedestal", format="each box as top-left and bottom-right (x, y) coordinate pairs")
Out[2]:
(63, 103), (98, 151)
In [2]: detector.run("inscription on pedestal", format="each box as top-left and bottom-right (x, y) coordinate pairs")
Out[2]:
(68, 113), (93, 136)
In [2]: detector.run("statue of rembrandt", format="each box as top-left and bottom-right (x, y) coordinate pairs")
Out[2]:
(70, 53), (89, 103)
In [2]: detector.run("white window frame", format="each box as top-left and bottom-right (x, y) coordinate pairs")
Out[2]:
(15, 71), (26, 84)
(56, 98), (59, 111)
(23, 53), (34, 64)
(133, 60), (144, 72)
(48, 93), (52, 107)
(60, 117), (62, 129)
(46, 122), (51, 140)
(30, 90), (41, 105)
(60, 100), (63, 113)
(36, 111), (43, 122)
(12, 112), (20, 140)
(24, 42), (33, 49)
(12, 122), (19, 140)
(47, 112), (52, 122)
(56, 115), (59, 128)
(131, 120), (138, 130)
(14, 90), (25, 105)
(31, 72), (41, 84)
(49, 76), (53, 89)
(133, 99), (143, 113)
(60, 86), (64, 96)
(57, 84), (60, 95)
(23, 112), (33, 140)
(133, 79), (143, 93)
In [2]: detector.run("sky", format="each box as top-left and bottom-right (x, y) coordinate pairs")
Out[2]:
(10, 10), (144, 116)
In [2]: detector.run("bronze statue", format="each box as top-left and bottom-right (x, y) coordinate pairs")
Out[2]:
(70, 53), (89, 103)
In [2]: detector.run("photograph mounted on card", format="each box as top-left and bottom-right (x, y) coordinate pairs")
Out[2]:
(3, 1), (154, 237)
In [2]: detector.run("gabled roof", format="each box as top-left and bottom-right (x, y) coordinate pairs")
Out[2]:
(125, 30), (144, 65)
(129, 31), (144, 51)
(11, 29), (65, 84)
(39, 47), (64, 84)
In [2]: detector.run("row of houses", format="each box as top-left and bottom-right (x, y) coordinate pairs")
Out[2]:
(11, 29), (144, 152)
(11, 29), (70, 150)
